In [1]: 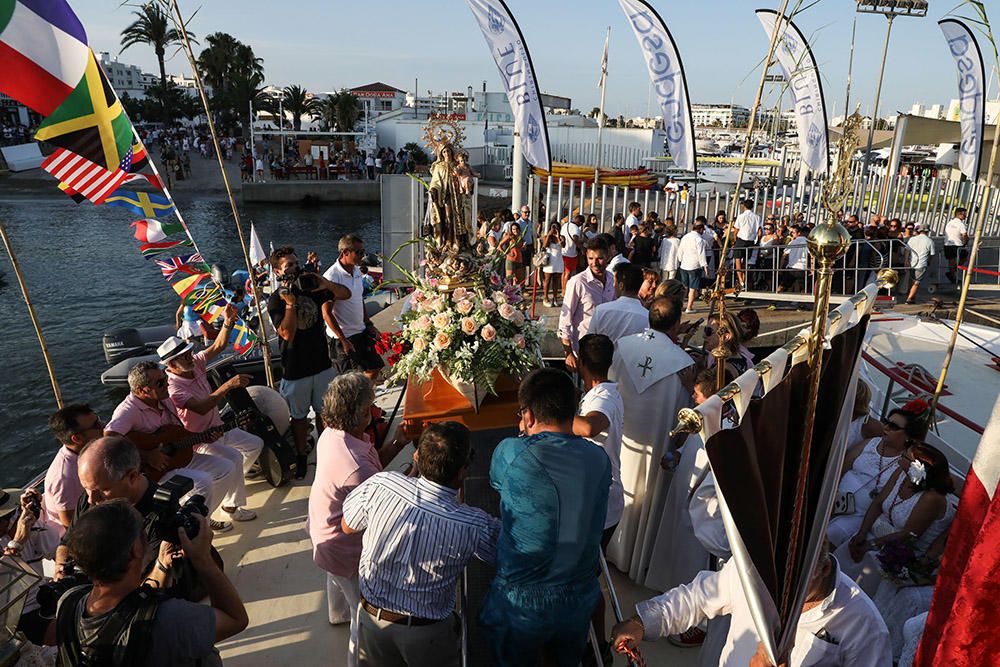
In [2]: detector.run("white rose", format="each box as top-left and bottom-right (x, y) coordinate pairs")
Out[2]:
(456, 299), (474, 315)
(481, 324), (497, 341)
(498, 303), (517, 320)
(433, 332), (452, 350)
(492, 291), (507, 305)
(510, 310), (525, 326)
(451, 287), (468, 301)
(433, 313), (451, 329)
(481, 298), (497, 312)
(413, 315), (432, 331)
(513, 334), (526, 349)
(460, 317), (478, 335)
(412, 337), (427, 352)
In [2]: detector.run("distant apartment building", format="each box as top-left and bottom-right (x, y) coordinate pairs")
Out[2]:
(692, 103), (751, 128)
(98, 52), (149, 98)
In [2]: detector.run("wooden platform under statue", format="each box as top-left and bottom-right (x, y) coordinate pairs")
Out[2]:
(401, 369), (520, 439)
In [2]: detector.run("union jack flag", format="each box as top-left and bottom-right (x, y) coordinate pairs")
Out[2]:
(153, 253), (208, 279)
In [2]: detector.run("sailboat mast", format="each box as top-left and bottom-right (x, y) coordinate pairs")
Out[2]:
(594, 26), (611, 185)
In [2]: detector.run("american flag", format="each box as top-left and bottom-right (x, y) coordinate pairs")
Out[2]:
(153, 253), (207, 279)
(42, 147), (130, 205)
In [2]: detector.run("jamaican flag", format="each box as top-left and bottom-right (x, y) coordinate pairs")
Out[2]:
(34, 49), (133, 171)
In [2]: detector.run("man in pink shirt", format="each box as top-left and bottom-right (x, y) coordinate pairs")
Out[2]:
(45, 404), (104, 530)
(162, 305), (263, 523)
(105, 361), (239, 532)
(307, 372), (406, 667)
(559, 236), (615, 372)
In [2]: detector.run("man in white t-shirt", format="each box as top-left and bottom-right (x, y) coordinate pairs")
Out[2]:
(779, 225), (809, 293)
(943, 207), (969, 284)
(574, 332), (625, 661)
(561, 214), (583, 290)
(625, 202), (642, 248)
(905, 222), (936, 304)
(323, 234), (383, 381)
(677, 217), (709, 313)
(589, 263), (649, 344)
(733, 199), (761, 289)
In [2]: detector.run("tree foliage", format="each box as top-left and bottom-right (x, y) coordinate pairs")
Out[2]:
(195, 32), (266, 137)
(120, 3), (193, 89)
(281, 84), (317, 132)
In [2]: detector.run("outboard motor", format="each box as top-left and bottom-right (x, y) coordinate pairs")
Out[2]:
(103, 328), (147, 365)
(211, 263), (230, 288)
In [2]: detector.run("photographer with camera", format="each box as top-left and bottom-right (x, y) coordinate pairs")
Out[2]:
(56, 499), (248, 666)
(267, 246), (351, 480)
(52, 437), (216, 601)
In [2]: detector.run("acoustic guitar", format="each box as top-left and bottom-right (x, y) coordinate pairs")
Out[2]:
(125, 410), (254, 481)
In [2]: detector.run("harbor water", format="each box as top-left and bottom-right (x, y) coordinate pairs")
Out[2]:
(0, 195), (380, 486)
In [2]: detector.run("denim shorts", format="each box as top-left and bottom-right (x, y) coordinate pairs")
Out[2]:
(279, 366), (337, 419)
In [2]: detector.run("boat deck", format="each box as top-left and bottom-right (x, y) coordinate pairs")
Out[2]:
(215, 442), (698, 666)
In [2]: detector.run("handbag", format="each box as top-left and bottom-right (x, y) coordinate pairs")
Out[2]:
(532, 251), (549, 268)
(831, 491), (856, 517)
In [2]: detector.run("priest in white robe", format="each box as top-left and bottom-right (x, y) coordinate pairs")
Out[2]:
(607, 297), (693, 586)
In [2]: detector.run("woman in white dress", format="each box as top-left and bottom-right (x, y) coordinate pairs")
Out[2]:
(540, 222), (563, 307)
(827, 398), (931, 547)
(837, 442), (955, 596)
(658, 224), (680, 281)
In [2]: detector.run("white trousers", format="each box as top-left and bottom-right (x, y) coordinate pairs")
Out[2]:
(328, 572), (360, 667)
(196, 428), (264, 509)
(160, 455), (230, 513)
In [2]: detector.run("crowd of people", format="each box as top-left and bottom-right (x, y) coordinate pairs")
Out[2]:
(0, 205), (964, 665)
(474, 199), (972, 314)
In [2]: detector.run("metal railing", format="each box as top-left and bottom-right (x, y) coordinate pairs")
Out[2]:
(534, 172), (1000, 238)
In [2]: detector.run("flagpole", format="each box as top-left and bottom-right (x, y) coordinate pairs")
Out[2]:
(709, 0), (791, 391)
(930, 105), (1000, 418)
(165, 0), (275, 389)
(594, 26), (610, 185)
(0, 220), (63, 409)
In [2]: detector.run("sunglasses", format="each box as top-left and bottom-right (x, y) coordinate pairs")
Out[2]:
(882, 419), (903, 431)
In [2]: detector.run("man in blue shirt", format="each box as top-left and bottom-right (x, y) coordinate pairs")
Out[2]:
(479, 368), (612, 666)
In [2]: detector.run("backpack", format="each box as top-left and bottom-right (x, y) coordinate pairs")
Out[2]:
(56, 585), (160, 667)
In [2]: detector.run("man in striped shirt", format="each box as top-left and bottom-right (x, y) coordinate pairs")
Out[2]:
(342, 422), (499, 666)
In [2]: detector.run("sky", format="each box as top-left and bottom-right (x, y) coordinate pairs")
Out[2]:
(75, 0), (994, 120)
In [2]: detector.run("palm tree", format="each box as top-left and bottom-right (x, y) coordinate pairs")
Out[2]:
(317, 90), (360, 132)
(119, 3), (195, 89)
(230, 70), (269, 140)
(281, 84), (317, 132)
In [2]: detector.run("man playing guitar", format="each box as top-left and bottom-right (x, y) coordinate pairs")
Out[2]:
(105, 361), (241, 533)
(161, 304), (262, 524)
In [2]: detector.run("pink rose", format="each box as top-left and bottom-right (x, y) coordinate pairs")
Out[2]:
(412, 290), (427, 303)
(433, 332), (452, 350)
(451, 287), (468, 301)
(492, 291), (507, 305)
(413, 315), (432, 330)
(433, 313), (451, 329)
(456, 299), (474, 315)
(413, 337), (427, 352)
(513, 334), (526, 349)
(510, 310), (525, 326)
(498, 303), (517, 321)
(460, 317), (478, 335)
(481, 298), (497, 312)
(429, 278), (440, 288)
(481, 324), (497, 341)
(431, 297), (447, 312)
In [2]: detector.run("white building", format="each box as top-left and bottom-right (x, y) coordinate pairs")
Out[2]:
(692, 103), (750, 128)
(98, 51), (149, 98)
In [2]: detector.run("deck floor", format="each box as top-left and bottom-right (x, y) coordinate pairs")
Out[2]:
(215, 447), (698, 666)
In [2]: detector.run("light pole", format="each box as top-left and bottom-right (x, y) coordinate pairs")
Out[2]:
(855, 0), (928, 220)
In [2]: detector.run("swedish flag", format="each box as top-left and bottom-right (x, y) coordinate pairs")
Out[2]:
(105, 189), (175, 218)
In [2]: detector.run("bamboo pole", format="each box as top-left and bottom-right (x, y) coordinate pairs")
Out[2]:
(930, 116), (1000, 417)
(166, 0), (275, 388)
(0, 221), (63, 409)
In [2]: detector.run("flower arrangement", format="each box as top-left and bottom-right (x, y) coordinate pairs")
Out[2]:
(876, 535), (939, 587)
(389, 272), (543, 396)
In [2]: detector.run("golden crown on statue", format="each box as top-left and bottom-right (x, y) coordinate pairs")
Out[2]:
(423, 116), (466, 154)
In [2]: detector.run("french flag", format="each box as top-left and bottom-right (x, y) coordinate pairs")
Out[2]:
(916, 397), (1000, 665)
(0, 0), (90, 116)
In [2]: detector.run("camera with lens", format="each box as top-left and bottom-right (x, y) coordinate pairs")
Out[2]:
(24, 494), (41, 520)
(148, 476), (209, 545)
(37, 570), (90, 619)
(278, 264), (318, 292)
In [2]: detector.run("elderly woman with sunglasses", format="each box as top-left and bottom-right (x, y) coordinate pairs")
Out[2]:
(826, 399), (931, 548)
(836, 442), (956, 597)
(701, 311), (750, 379)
